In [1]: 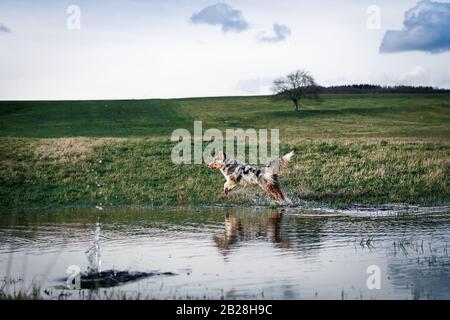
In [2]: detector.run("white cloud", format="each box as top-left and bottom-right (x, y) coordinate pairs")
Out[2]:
(236, 78), (273, 94)
(191, 2), (249, 32)
(257, 23), (291, 43)
(398, 65), (429, 84)
(0, 24), (11, 33)
(380, 0), (450, 53)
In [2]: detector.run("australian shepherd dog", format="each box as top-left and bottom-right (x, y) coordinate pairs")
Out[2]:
(208, 151), (294, 204)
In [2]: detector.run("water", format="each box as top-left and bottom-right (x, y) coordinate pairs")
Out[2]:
(0, 206), (449, 299)
(85, 222), (101, 275)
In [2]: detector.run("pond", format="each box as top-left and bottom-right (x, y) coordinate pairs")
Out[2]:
(0, 206), (449, 299)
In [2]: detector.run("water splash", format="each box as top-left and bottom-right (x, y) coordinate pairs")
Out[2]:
(76, 221), (176, 289)
(85, 222), (101, 274)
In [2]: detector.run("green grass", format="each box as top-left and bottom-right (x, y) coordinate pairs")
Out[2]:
(1, 94), (449, 138)
(0, 94), (449, 209)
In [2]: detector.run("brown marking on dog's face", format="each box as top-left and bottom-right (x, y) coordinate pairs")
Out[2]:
(208, 151), (226, 170)
(208, 162), (222, 170)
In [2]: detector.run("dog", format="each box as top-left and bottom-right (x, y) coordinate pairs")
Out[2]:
(208, 151), (294, 204)
(213, 210), (290, 255)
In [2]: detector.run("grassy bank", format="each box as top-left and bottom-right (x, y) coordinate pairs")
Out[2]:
(0, 137), (448, 209)
(0, 94), (449, 209)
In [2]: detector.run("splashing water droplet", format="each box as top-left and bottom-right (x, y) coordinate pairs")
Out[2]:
(85, 222), (102, 274)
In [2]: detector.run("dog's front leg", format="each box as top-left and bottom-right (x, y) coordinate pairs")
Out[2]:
(221, 179), (237, 199)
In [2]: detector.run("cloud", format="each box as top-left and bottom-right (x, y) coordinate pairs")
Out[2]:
(236, 78), (273, 94)
(371, 66), (435, 87)
(190, 2), (249, 32)
(398, 65), (430, 84)
(380, 0), (450, 53)
(0, 24), (11, 33)
(257, 23), (291, 43)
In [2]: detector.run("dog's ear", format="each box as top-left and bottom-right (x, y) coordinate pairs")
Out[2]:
(218, 151), (225, 160)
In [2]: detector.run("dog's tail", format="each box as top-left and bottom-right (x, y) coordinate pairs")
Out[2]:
(264, 151), (294, 175)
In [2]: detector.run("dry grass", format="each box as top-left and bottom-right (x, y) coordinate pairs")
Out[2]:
(34, 138), (124, 165)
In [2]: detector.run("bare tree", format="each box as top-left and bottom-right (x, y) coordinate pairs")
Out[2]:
(272, 69), (318, 112)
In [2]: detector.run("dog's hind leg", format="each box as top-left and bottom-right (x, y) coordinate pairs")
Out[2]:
(270, 187), (286, 204)
(261, 177), (287, 204)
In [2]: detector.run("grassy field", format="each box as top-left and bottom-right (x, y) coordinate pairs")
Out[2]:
(0, 94), (449, 209)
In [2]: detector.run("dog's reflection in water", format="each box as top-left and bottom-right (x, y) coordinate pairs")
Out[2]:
(213, 209), (291, 255)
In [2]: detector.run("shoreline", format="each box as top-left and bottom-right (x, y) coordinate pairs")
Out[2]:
(2, 203), (449, 216)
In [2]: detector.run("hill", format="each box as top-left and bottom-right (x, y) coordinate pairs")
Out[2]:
(0, 93), (449, 209)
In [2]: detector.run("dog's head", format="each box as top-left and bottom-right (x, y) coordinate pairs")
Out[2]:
(208, 151), (226, 170)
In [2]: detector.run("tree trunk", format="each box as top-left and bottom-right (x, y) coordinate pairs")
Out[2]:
(293, 99), (299, 112)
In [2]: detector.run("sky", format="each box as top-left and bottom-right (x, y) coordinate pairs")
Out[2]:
(0, 0), (449, 100)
